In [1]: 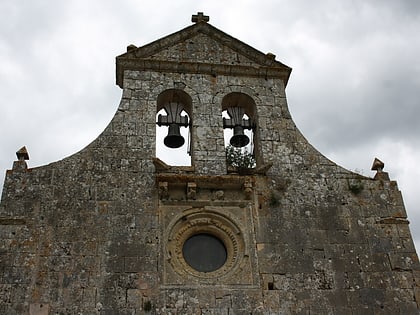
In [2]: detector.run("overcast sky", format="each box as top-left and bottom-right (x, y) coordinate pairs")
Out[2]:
(1, 1), (419, 248)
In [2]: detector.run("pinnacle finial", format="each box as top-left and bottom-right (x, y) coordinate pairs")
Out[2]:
(16, 146), (29, 161)
(192, 12), (209, 23)
(371, 158), (384, 172)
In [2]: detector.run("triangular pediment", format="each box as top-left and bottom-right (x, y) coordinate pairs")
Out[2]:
(145, 33), (261, 66)
(116, 22), (291, 87)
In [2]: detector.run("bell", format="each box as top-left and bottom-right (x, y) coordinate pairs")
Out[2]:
(164, 123), (185, 148)
(230, 125), (250, 148)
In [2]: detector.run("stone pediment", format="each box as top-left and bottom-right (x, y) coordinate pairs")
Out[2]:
(116, 21), (291, 88)
(145, 33), (260, 66)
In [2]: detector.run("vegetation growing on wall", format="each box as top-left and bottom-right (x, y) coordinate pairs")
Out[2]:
(348, 178), (364, 195)
(225, 145), (256, 169)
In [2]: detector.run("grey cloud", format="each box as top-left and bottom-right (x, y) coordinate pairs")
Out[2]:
(1, 0), (419, 250)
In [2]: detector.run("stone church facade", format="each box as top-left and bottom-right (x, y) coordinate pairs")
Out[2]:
(1, 13), (419, 314)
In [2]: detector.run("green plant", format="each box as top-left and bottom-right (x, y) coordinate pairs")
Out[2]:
(348, 179), (364, 195)
(225, 145), (256, 169)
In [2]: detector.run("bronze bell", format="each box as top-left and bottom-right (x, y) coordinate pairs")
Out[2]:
(230, 125), (250, 148)
(164, 123), (185, 148)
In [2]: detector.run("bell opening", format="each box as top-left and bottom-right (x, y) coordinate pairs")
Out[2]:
(222, 109), (254, 155)
(221, 93), (258, 169)
(156, 108), (191, 166)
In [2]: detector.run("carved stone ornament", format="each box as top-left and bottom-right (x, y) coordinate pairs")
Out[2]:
(165, 208), (246, 282)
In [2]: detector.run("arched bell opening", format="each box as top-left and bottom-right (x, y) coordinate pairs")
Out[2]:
(221, 92), (258, 169)
(156, 89), (192, 166)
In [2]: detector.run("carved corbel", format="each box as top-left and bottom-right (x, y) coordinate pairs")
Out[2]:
(187, 182), (197, 200)
(159, 182), (169, 200)
(244, 180), (253, 200)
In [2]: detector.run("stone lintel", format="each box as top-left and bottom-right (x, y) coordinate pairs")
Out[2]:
(157, 174), (254, 203)
(156, 173), (253, 189)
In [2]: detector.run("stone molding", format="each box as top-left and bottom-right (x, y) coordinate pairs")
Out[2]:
(165, 208), (244, 280)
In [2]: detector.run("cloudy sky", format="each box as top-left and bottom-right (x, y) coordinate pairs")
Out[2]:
(1, 1), (419, 248)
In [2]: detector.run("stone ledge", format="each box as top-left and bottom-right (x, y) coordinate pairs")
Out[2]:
(116, 60), (290, 88)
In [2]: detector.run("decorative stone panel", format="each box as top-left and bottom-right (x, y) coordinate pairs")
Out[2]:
(160, 205), (259, 288)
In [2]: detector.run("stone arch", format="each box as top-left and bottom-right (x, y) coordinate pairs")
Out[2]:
(215, 88), (263, 168)
(156, 89), (193, 117)
(155, 88), (194, 166)
(221, 92), (256, 120)
(213, 85), (263, 126)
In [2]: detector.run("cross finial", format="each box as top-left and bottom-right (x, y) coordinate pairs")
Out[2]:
(192, 12), (209, 23)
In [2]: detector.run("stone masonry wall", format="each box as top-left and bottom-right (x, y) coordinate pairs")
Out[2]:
(1, 21), (419, 314)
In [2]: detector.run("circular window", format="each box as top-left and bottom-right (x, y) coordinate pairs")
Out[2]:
(166, 208), (245, 280)
(182, 233), (227, 272)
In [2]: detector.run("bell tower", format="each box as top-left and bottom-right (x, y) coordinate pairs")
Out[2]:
(1, 13), (419, 314)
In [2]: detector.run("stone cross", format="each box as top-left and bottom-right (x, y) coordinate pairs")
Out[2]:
(192, 12), (209, 23)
